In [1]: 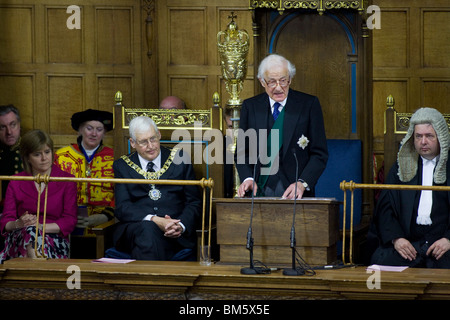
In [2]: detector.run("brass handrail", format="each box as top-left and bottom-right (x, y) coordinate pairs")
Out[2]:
(0, 175), (214, 260)
(34, 174), (49, 258)
(340, 180), (450, 265)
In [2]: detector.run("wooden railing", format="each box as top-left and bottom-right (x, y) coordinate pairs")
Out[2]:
(340, 180), (450, 265)
(0, 175), (214, 260)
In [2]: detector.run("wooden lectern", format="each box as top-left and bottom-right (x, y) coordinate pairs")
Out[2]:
(215, 197), (340, 266)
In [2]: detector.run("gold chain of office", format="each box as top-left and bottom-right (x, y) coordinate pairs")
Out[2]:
(120, 148), (179, 180)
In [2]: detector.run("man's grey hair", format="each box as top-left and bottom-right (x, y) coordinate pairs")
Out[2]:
(129, 116), (159, 141)
(0, 104), (20, 123)
(257, 54), (296, 80)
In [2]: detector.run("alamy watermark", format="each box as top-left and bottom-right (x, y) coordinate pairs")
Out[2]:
(170, 124), (280, 176)
(366, 5), (381, 30)
(66, 5), (81, 30)
(366, 265), (381, 290)
(66, 264), (81, 289)
(65, 5), (381, 30)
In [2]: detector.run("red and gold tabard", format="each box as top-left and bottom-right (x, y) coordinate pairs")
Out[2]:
(54, 144), (114, 235)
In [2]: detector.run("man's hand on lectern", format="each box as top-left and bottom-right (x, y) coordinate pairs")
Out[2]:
(282, 181), (305, 200)
(237, 179), (257, 198)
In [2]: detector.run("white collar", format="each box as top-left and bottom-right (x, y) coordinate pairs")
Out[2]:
(421, 155), (438, 166)
(138, 152), (161, 171)
(269, 97), (287, 110)
(81, 141), (99, 157)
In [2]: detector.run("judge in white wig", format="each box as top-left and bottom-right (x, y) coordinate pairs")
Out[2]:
(370, 107), (450, 269)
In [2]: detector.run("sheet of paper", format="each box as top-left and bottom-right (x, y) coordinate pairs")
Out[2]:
(92, 257), (135, 264)
(366, 264), (408, 272)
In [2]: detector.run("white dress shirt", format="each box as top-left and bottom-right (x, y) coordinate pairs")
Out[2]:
(417, 156), (438, 225)
(269, 97), (286, 114)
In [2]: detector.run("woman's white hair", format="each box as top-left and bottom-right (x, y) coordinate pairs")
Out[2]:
(257, 54), (296, 80)
(128, 116), (159, 141)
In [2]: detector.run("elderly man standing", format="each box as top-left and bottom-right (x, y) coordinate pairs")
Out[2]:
(370, 107), (450, 268)
(112, 116), (201, 260)
(236, 54), (328, 199)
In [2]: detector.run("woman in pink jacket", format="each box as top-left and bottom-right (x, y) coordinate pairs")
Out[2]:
(0, 129), (77, 263)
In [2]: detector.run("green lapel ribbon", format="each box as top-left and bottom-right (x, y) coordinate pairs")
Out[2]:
(256, 108), (285, 196)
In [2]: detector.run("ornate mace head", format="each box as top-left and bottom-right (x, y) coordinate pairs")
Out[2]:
(217, 12), (249, 107)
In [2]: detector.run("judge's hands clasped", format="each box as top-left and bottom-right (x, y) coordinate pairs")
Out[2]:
(393, 237), (450, 261)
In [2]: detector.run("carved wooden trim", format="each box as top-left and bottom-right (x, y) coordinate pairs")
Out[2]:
(143, 0), (155, 58)
(248, 0), (366, 16)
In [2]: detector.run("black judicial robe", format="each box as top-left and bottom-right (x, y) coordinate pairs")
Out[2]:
(370, 152), (450, 251)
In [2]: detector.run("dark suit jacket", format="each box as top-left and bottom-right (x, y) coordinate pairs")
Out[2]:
(235, 89), (328, 195)
(112, 146), (202, 249)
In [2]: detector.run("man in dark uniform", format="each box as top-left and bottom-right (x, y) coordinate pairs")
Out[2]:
(112, 116), (201, 260)
(0, 105), (22, 202)
(0, 104), (22, 251)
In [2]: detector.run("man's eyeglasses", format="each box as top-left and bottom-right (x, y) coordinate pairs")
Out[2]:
(135, 136), (160, 147)
(264, 78), (290, 88)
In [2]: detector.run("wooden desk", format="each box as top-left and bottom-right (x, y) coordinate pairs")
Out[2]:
(214, 197), (340, 266)
(2, 258), (450, 300)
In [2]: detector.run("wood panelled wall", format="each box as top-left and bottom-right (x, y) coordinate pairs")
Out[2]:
(372, 0), (450, 177)
(156, 0), (255, 109)
(1, 0), (449, 184)
(0, 0), (146, 149)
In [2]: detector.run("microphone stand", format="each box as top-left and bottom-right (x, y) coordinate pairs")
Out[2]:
(283, 152), (305, 276)
(241, 159), (270, 275)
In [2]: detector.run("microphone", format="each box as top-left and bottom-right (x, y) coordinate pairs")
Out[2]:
(241, 157), (270, 275)
(283, 149), (305, 276)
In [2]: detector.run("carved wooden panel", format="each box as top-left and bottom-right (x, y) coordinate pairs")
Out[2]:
(0, 6), (33, 63)
(168, 8), (206, 66)
(277, 14), (353, 139)
(423, 10), (450, 68)
(423, 80), (450, 110)
(97, 76), (133, 111)
(0, 1), (144, 150)
(47, 7), (82, 63)
(0, 75), (34, 131)
(373, 0), (450, 167)
(372, 80), (407, 152)
(157, 1), (254, 109)
(169, 77), (208, 108)
(48, 75), (83, 135)
(96, 8), (133, 65)
(372, 10), (408, 68)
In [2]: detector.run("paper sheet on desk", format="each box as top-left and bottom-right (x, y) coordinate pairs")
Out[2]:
(92, 257), (135, 264)
(366, 264), (408, 272)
